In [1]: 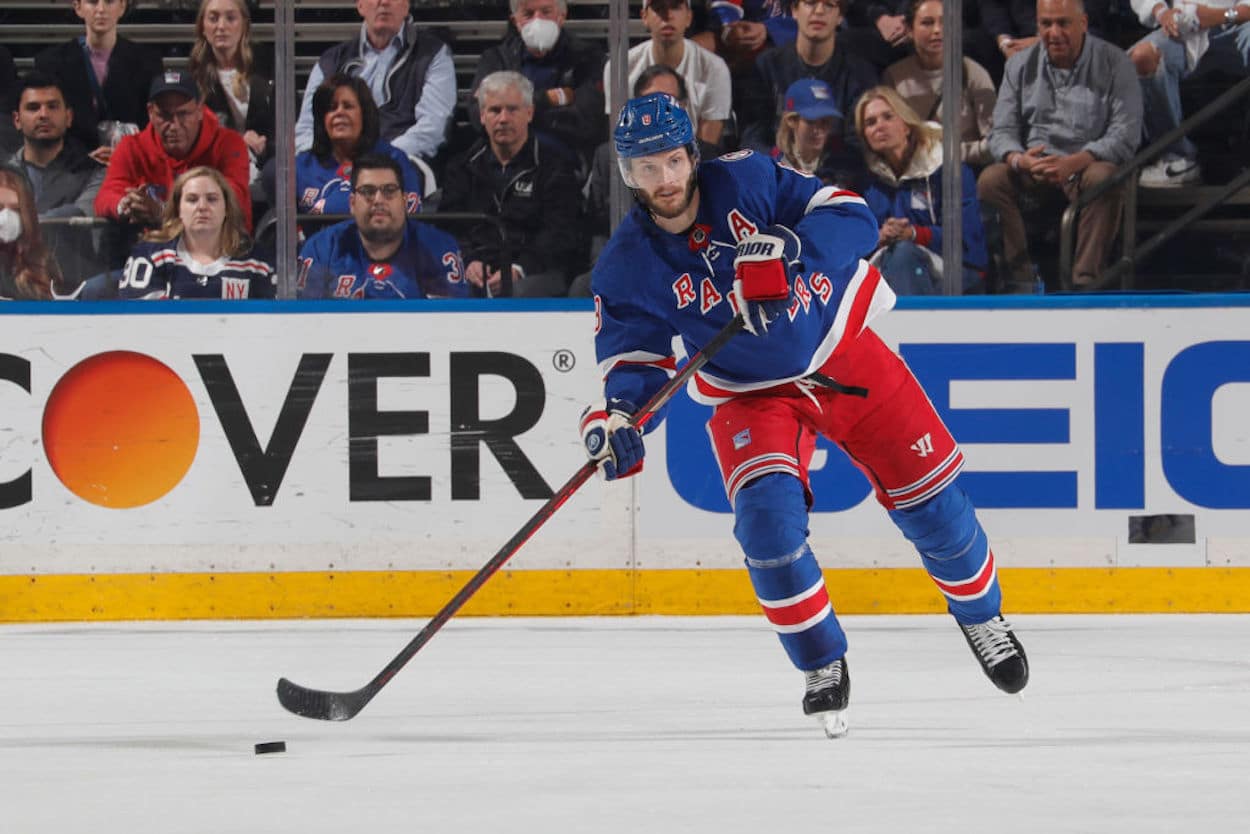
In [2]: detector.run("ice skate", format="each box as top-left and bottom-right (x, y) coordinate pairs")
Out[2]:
(959, 614), (1029, 694)
(802, 657), (850, 738)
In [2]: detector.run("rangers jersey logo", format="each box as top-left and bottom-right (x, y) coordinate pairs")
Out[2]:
(369, 262), (393, 281)
(732, 428), (752, 450)
(688, 223), (711, 252)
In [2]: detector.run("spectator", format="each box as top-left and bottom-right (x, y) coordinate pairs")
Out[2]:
(297, 154), (466, 299)
(117, 166), (273, 299)
(115, 166), (273, 300)
(35, 0), (163, 165)
(840, 0), (913, 72)
(8, 73), (105, 220)
(1128, 0), (1250, 187)
(854, 85), (987, 293)
(739, 0), (878, 184)
(8, 72), (108, 290)
(188, 0), (275, 185)
(774, 78), (843, 181)
(471, 0), (607, 161)
(978, 0), (1142, 290)
(94, 70), (252, 231)
(297, 75), (426, 217)
(0, 45), (18, 154)
(440, 71), (584, 298)
(981, 0), (1041, 63)
(883, 0), (997, 167)
(603, 0), (733, 149)
(295, 0), (455, 165)
(695, 0), (799, 73)
(0, 165), (66, 300)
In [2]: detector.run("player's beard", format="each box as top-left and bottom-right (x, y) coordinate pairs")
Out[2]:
(638, 171), (697, 221)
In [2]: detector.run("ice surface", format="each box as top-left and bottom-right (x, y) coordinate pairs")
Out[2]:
(1, 615), (1248, 833)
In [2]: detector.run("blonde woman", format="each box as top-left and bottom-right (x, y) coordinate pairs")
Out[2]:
(188, 0), (274, 178)
(854, 86), (986, 294)
(773, 78), (841, 183)
(119, 166), (273, 299)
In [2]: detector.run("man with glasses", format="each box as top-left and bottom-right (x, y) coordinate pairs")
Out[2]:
(94, 70), (251, 230)
(739, 0), (878, 185)
(297, 154), (465, 299)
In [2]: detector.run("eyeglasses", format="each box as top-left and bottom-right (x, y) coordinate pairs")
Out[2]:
(353, 184), (403, 201)
(797, 0), (841, 9)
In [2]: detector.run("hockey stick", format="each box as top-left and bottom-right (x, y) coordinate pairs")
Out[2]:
(277, 313), (746, 721)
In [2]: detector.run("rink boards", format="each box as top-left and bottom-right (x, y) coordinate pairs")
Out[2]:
(2, 297), (1249, 620)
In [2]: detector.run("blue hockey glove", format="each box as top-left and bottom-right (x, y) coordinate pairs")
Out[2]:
(579, 398), (644, 480)
(733, 224), (802, 336)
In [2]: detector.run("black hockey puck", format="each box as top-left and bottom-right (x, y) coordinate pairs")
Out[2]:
(254, 741), (286, 755)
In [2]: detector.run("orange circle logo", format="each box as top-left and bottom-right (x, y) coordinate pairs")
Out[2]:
(42, 351), (200, 508)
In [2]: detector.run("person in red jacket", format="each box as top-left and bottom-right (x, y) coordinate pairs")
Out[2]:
(94, 70), (252, 231)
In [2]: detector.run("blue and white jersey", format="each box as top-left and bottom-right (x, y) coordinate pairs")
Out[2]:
(295, 143), (425, 216)
(297, 218), (467, 300)
(118, 238), (276, 300)
(591, 150), (892, 410)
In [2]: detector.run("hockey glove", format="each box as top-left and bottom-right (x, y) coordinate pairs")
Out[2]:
(733, 224), (802, 336)
(580, 398), (644, 480)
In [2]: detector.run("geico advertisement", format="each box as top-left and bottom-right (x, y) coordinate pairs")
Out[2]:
(0, 311), (617, 570)
(635, 306), (1250, 568)
(2, 305), (1248, 572)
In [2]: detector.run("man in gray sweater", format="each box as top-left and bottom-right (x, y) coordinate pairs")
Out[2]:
(978, 0), (1142, 290)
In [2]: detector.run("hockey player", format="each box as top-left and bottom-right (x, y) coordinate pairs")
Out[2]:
(580, 93), (1028, 737)
(117, 166), (273, 300)
(297, 153), (466, 300)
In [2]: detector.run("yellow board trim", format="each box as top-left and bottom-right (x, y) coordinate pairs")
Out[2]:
(3, 568), (1250, 622)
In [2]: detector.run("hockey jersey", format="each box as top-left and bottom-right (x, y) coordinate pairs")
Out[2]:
(295, 143), (425, 216)
(591, 150), (891, 411)
(297, 218), (467, 300)
(118, 237), (275, 299)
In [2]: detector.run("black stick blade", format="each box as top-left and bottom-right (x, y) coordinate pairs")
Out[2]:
(277, 677), (372, 721)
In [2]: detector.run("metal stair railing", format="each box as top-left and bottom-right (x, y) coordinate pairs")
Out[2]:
(1058, 74), (1250, 290)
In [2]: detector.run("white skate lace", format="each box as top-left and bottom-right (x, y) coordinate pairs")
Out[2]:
(804, 660), (843, 694)
(964, 617), (1019, 667)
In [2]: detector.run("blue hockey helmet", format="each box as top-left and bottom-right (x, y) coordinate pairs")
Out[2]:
(614, 93), (698, 187)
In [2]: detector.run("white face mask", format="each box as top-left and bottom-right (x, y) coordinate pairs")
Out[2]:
(0, 208), (21, 244)
(520, 17), (561, 53)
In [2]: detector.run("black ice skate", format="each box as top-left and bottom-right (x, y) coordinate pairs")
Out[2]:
(802, 656), (850, 738)
(959, 614), (1029, 694)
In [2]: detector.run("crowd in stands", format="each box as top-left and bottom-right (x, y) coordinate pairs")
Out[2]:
(1, 0), (1248, 301)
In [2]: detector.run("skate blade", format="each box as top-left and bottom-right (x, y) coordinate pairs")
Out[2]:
(814, 709), (848, 739)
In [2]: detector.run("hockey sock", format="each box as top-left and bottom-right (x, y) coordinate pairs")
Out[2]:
(889, 484), (1002, 624)
(734, 474), (847, 670)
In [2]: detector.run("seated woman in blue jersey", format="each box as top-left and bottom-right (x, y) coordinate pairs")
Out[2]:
(853, 86), (987, 295)
(296, 74), (425, 218)
(117, 166), (275, 299)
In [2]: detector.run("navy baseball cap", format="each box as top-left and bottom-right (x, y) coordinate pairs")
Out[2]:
(783, 79), (841, 120)
(148, 70), (200, 102)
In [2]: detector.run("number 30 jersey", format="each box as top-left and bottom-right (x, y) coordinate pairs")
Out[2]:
(118, 237), (276, 300)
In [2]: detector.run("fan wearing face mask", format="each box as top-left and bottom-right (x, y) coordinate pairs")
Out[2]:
(468, 0), (608, 162)
(0, 166), (66, 300)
